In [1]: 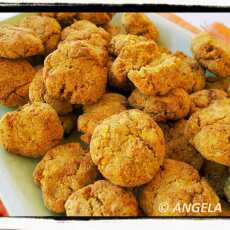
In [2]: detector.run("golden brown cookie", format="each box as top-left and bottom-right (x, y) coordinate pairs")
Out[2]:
(206, 76), (230, 93)
(0, 58), (36, 107)
(128, 52), (205, 96)
(122, 13), (159, 41)
(110, 41), (160, 90)
(78, 93), (127, 143)
(0, 102), (63, 157)
(192, 32), (230, 78)
(128, 88), (191, 122)
(29, 68), (73, 115)
(61, 20), (110, 42)
(185, 99), (230, 166)
(163, 119), (204, 170)
(190, 89), (228, 114)
(44, 41), (108, 105)
(103, 23), (122, 37)
(77, 13), (114, 26)
(65, 180), (139, 216)
(109, 34), (147, 57)
(19, 15), (61, 54)
(90, 109), (165, 187)
(139, 159), (220, 216)
(202, 160), (229, 197)
(33, 143), (98, 213)
(39, 12), (77, 27)
(0, 25), (44, 58)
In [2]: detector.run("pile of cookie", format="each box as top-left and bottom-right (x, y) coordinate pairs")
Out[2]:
(0, 12), (230, 216)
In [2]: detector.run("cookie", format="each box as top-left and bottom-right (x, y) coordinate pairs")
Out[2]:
(0, 102), (63, 157)
(192, 32), (230, 78)
(77, 13), (114, 26)
(0, 24), (44, 58)
(90, 109), (165, 187)
(0, 58), (36, 107)
(33, 143), (98, 213)
(65, 180), (139, 216)
(128, 88), (191, 122)
(139, 159), (220, 216)
(19, 15), (61, 54)
(78, 93), (127, 143)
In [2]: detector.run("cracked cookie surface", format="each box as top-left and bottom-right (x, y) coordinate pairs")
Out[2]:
(192, 32), (230, 78)
(65, 180), (139, 216)
(90, 109), (165, 187)
(0, 24), (44, 58)
(0, 58), (36, 107)
(128, 88), (191, 122)
(0, 102), (63, 157)
(19, 15), (61, 54)
(44, 41), (108, 105)
(185, 99), (230, 166)
(139, 159), (220, 216)
(33, 143), (99, 213)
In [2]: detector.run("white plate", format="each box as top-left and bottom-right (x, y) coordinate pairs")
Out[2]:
(0, 13), (193, 216)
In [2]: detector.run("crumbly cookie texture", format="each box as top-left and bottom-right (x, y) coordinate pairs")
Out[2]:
(190, 89), (228, 114)
(43, 41), (108, 105)
(128, 88), (191, 122)
(184, 99), (230, 166)
(77, 13), (114, 26)
(202, 160), (229, 197)
(192, 32), (230, 78)
(90, 109), (165, 187)
(110, 41), (160, 90)
(61, 20), (110, 43)
(29, 68), (73, 115)
(78, 93), (127, 143)
(128, 52), (205, 96)
(0, 24), (44, 58)
(109, 34), (147, 57)
(33, 143), (99, 213)
(139, 159), (220, 216)
(162, 119), (204, 170)
(19, 15), (61, 54)
(0, 102), (63, 157)
(122, 13), (159, 41)
(65, 180), (139, 216)
(0, 58), (36, 107)
(206, 76), (230, 94)
(39, 12), (78, 27)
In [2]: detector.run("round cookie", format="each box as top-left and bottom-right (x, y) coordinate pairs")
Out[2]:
(65, 180), (139, 216)
(192, 32), (230, 78)
(90, 109), (165, 187)
(78, 93), (127, 143)
(190, 89), (228, 114)
(0, 58), (36, 107)
(163, 119), (204, 170)
(33, 143), (99, 213)
(122, 13), (159, 41)
(139, 159), (220, 216)
(43, 41), (108, 105)
(0, 24), (44, 58)
(128, 88), (191, 122)
(185, 99), (230, 166)
(128, 52), (205, 96)
(29, 68), (73, 115)
(77, 13), (114, 26)
(109, 34), (147, 57)
(0, 102), (63, 157)
(110, 40), (160, 90)
(19, 15), (61, 54)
